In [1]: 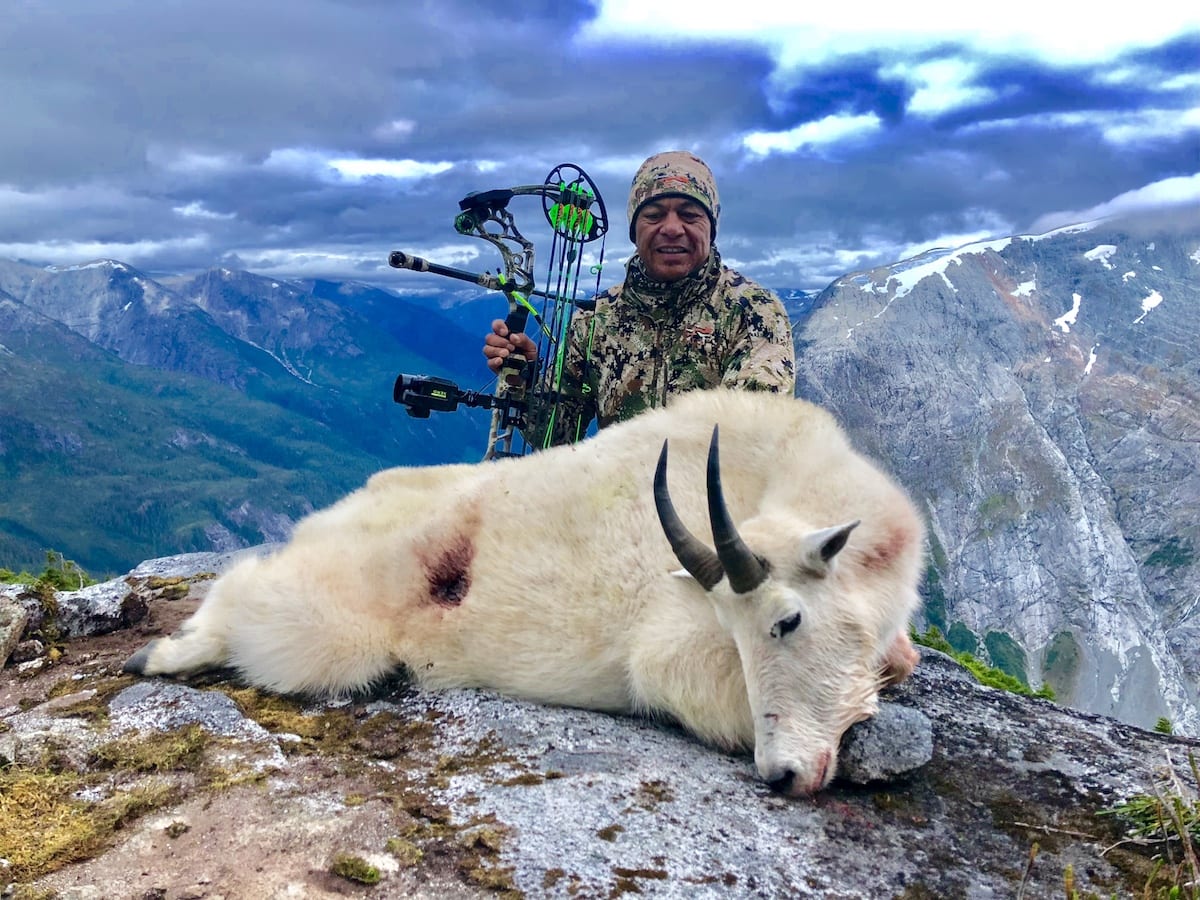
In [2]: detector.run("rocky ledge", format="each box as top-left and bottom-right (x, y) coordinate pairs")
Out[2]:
(1, 551), (1197, 898)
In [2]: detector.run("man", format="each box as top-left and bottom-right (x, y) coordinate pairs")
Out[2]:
(483, 150), (795, 446)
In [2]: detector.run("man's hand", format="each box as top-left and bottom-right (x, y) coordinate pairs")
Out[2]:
(483, 319), (538, 385)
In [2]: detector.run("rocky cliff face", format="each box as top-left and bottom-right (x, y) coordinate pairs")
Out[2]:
(1, 551), (1198, 898)
(794, 207), (1200, 735)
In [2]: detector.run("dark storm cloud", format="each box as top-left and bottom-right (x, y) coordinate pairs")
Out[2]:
(933, 42), (1200, 130)
(0, 1), (1196, 291)
(762, 54), (914, 126)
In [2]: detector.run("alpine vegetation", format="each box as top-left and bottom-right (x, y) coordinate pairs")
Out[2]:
(125, 389), (925, 795)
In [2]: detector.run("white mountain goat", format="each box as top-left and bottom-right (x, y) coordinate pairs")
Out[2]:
(125, 389), (925, 795)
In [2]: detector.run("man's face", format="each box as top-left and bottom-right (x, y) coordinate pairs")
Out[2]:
(633, 196), (712, 282)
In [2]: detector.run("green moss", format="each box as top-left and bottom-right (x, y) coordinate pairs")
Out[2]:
(45, 674), (137, 724)
(90, 723), (209, 773)
(142, 575), (192, 600)
(330, 854), (380, 885)
(976, 494), (1021, 536)
(386, 837), (424, 867)
(456, 823), (519, 897)
(219, 685), (436, 760)
(0, 765), (177, 883)
(462, 861), (519, 895)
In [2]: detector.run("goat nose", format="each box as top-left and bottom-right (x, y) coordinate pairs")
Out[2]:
(767, 769), (797, 795)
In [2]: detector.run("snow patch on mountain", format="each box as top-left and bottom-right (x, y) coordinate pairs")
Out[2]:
(1132, 289), (1164, 325)
(1084, 245), (1118, 268)
(1054, 293), (1082, 333)
(887, 237), (1012, 300)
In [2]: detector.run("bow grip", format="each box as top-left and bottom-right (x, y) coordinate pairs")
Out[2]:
(504, 306), (529, 335)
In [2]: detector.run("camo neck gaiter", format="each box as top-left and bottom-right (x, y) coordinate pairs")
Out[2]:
(622, 247), (723, 324)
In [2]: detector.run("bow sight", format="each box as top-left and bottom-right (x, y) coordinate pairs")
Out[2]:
(393, 374), (513, 417)
(388, 163), (608, 459)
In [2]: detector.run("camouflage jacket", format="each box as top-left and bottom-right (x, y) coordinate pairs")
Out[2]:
(529, 248), (795, 447)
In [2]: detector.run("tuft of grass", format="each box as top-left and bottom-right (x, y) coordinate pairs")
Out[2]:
(386, 837), (424, 867)
(1100, 751), (1199, 899)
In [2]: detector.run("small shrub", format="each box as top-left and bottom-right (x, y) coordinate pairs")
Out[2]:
(912, 626), (1055, 701)
(0, 551), (97, 592)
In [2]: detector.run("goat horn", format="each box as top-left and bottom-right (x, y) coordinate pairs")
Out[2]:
(706, 425), (769, 594)
(654, 439), (724, 591)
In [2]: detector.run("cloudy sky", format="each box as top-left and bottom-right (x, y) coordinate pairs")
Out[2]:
(2, 0), (1198, 295)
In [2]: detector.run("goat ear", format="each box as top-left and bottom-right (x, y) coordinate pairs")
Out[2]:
(799, 520), (860, 576)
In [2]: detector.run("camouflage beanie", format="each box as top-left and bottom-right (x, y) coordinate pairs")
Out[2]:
(627, 151), (720, 241)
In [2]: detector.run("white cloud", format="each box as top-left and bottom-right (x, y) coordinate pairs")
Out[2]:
(0, 182), (136, 212)
(743, 113), (882, 157)
(881, 59), (999, 117)
(261, 148), (334, 177)
(584, 2), (1200, 65)
(261, 148), (454, 182)
(963, 105), (1200, 145)
(887, 208), (1017, 263)
(1032, 173), (1200, 232)
(174, 201), (236, 221)
(585, 3), (1200, 119)
(0, 235), (211, 265)
(227, 242), (485, 282)
(147, 146), (244, 174)
(1098, 107), (1200, 144)
(373, 119), (417, 140)
(328, 158), (454, 180)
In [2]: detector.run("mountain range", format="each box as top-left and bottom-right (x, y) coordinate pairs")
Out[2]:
(1, 206), (1196, 733)
(0, 259), (493, 575)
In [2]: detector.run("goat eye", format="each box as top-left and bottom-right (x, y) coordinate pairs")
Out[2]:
(771, 612), (802, 639)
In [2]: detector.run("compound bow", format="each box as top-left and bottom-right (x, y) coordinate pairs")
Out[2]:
(388, 163), (608, 459)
